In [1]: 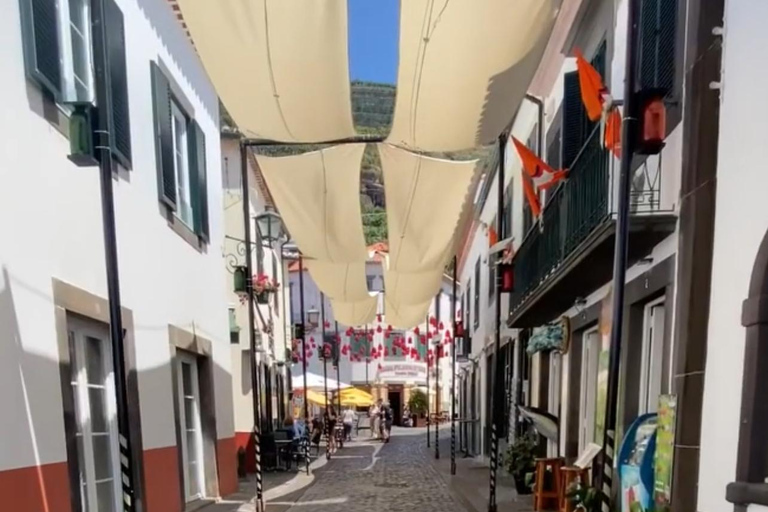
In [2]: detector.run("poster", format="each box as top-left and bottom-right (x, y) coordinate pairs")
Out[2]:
(654, 394), (677, 512)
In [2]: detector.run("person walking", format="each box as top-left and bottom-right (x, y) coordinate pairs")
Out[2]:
(342, 406), (356, 441)
(326, 405), (338, 454)
(370, 400), (382, 440)
(382, 402), (393, 442)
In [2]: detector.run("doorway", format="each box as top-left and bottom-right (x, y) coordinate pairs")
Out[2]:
(579, 326), (600, 453)
(177, 352), (205, 503)
(639, 296), (667, 414)
(388, 390), (402, 426)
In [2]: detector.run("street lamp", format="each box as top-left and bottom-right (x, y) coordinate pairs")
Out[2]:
(254, 208), (285, 244)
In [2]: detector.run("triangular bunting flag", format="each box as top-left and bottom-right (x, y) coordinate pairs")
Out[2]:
(522, 173), (542, 218)
(512, 137), (568, 194)
(604, 107), (622, 158)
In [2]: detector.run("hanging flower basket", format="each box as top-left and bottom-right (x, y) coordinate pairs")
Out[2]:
(256, 291), (269, 304)
(527, 316), (571, 355)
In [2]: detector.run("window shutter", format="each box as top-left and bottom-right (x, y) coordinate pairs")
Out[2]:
(188, 120), (209, 241)
(19, 0), (62, 96)
(547, 129), (562, 169)
(150, 62), (176, 208)
(105, 0), (132, 168)
(639, 0), (677, 94)
(561, 71), (584, 169)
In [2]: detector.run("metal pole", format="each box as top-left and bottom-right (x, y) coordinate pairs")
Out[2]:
(298, 255), (310, 474)
(321, 294), (330, 460)
(91, 0), (135, 506)
(451, 256), (458, 474)
(488, 133), (507, 512)
(238, 143), (264, 511)
(597, 0), (641, 507)
(435, 306), (440, 459)
(426, 316), (431, 448)
(365, 324), (369, 388)
(335, 321), (342, 422)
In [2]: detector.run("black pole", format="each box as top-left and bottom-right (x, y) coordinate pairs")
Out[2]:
(238, 143), (264, 511)
(426, 316), (431, 448)
(321, 294), (330, 460)
(435, 304), (440, 459)
(91, 0), (135, 507)
(365, 324), (369, 387)
(298, 255), (310, 474)
(597, 0), (641, 506)
(488, 133), (507, 512)
(335, 321), (342, 420)
(451, 256), (458, 474)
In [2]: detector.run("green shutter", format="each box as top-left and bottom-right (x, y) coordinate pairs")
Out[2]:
(19, 0), (62, 96)
(561, 71), (584, 169)
(150, 62), (176, 208)
(639, 0), (677, 94)
(104, 0), (132, 168)
(188, 120), (209, 241)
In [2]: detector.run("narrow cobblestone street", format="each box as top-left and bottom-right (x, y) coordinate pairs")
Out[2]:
(270, 429), (469, 512)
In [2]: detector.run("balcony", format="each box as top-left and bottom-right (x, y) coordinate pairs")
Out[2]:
(508, 127), (677, 327)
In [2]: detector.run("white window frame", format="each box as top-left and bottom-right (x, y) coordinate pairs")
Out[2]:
(579, 326), (600, 454)
(171, 101), (193, 228)
(177, 352), (205, 502)
(639, 296), (667, 414)
(68, 317), (122, 512)
(57, 0), (95, 103)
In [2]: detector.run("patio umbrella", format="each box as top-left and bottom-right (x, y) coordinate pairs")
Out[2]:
(339, 388), (374, 407)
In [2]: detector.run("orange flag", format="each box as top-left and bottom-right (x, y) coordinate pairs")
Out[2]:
(488, 226), (498, 248)
(575, 48), (607, 122)
(604, 107), (622, 158)
(512, 136), (568, 192)
(522, 174), (541, 218)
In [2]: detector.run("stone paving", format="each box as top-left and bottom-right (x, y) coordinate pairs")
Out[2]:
(275, 428), (470, 512)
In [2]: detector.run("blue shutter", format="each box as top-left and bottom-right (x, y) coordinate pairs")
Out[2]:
(19, 0), (62, 97)
(150, 62), (176, 208)
(105, 0), (132, 168)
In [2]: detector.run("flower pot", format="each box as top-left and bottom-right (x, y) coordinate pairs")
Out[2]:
(256, 291), (270, 304)
(513, 474), (532, 495)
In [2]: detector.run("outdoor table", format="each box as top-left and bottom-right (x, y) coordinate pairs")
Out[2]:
(274, 439), (294, 471)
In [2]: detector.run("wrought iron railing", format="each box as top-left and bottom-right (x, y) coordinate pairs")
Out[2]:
(509, 126), (667, 316)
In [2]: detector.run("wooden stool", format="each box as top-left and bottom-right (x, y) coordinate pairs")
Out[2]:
(559, 466), (591, 512)
(534, 457), (564, 511)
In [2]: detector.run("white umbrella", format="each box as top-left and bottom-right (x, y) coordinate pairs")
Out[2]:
(291, 371), (351, 391)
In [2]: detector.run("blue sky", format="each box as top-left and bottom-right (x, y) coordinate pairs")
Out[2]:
(348, 0), (399, 84)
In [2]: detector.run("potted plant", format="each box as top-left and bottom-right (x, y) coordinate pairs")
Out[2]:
(252, 273), (279, 304)
(566, 480), (601, 512)
(408, 389), (428, 427)
(503, 432), (537, 495)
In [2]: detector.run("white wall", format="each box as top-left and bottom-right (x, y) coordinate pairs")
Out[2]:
(0, 0), (231, 471)
(698, 1), (768, 510)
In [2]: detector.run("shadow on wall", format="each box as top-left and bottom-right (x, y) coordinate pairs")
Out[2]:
(0, 266), (238, 512)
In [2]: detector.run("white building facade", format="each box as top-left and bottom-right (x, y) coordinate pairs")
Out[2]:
(0, 0), (236, 510)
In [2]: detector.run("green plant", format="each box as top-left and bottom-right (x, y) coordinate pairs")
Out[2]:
(408, 389), (428, 416)
(566, 480), (601, 512)
(503, 432), (537, 478)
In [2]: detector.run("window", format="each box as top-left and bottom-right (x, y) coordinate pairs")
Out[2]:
(19, 0), (131, 165)
(229, 307), (240, 344)
(68, 317), (122, 512)
(177, 352), (205, 502)
(639, 297), (667, 414)
(171, 101), (192, 226)
(579, 327), (600, 453)
(466, 280), (472, 334)
(272, 255), (279, 311)
(151, 62), (209, 242)
(385, 330), (406, 360)
(474, 259), (480, 330)
(547, 353), (562, 456)
(435, 292), (441, 324)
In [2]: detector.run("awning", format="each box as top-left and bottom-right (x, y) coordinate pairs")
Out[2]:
(386, 0), (560, 151)
(330, 297), (378, 327)
(383, 298), (432, 330)
(176, 0), (356, 142)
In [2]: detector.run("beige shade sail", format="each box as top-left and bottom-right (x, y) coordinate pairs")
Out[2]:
(331, 297), (378, 327)
(304, 261), (371, 302)
(384, 270), (444, 307)
(384, 298), (433, 330)
(386, 0), (560, 151)
(176, 0), (356, 142)
(379, 144), (480, 273)
(257, 144), (368, 263)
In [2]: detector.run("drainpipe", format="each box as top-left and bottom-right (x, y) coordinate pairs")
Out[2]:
(91, 0), (136, 508)
(525, 94), (545, 158)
